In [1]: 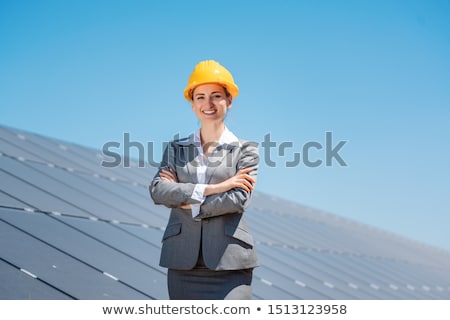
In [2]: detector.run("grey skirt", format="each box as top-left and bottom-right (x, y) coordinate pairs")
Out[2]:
(168, 267), (253, 300)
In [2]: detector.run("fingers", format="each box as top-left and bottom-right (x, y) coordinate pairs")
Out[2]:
(160, 169), (173, 178)
(238, 180), (254, 192)
(160, 168), (178, 182)
(234, 175), (255, 192)
(243, 173), (256, 184)
(237, 168), (256, 181)
(231, 168), (256, 192)
(237, 167), (254, 174)
(236, 172), (256, 184)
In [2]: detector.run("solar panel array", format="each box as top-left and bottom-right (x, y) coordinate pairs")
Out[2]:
(1, 124), (449, 299)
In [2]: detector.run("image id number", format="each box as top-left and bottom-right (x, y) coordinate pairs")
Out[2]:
(268, 304), (347, 315)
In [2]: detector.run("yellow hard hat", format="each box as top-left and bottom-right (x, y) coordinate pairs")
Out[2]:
(184, 60), (239, 102)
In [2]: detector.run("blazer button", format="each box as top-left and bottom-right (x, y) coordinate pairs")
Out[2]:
(203, 219), (209, 224)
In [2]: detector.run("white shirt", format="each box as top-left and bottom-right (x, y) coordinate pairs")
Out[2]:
(189, 127), (239, 218)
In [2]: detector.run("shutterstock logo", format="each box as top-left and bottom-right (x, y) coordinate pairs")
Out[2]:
(261, 132), (348, 168)
(101, 131), (348, 168)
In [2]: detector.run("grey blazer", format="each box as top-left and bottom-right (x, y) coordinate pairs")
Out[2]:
(149, 135), (259, 271)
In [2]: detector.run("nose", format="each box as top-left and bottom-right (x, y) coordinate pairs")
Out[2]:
(208, 95), (215, 106)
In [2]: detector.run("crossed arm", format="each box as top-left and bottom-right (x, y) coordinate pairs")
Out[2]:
(160, 166), (255, 199)
(150, 141), (258, 218)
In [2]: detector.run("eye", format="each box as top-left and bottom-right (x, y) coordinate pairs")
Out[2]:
(195, 96), (205, 101)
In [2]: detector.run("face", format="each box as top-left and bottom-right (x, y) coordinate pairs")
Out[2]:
(191, 83), (232, 124)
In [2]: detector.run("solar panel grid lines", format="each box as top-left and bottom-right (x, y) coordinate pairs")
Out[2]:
(0, 150), (126, 187)
(270, 248), (362, 299)
(1, 125), (153, 186)
(329, 254), (434, 299)
(251, 273), (300, 300)
(0, 156), (161, 226)
(54, 214), (165, 270)
(0, 127), (89, 175)
(0, 147), (170, 227)
(256, 248), (335, 299)
(249, 208), (353, 252)
(251, 202), (450, 271)
(250, 193), (446, 264)
(0, 216), (154, 299)
(253, 261), (312, 299)
(256, 245), (347, 299)
(0, 150), (159, 215)
(0, 166), (91, 218)
(0, 257), (75, 299)
(316, 250), (438, 299)
(0, 189), (31, 208)
(1, 208), (168, 298)
(343, 255), (443, 299)
(296, 250), (388, 299)
(0, 135), (46, 164)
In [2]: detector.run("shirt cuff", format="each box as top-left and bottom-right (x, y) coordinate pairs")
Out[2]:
(191, 184), (207, 203)
(191, 184), (207, 218)
(191, 203), (201, 218)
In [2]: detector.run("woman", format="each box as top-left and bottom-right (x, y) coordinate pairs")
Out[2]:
(149, 60), (259, 299)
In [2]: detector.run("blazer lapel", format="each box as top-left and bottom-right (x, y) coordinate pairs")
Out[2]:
(174, 134), (200, 183)
(175, 129), (241, 185)
(205, 142), (240, 184)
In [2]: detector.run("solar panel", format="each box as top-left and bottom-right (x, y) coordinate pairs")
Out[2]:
(0, 214), (149, 299)
(1, 123), (449, 299)
(0, 258), (72, 300)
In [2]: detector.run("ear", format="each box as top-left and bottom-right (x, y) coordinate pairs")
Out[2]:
(227, 97), (233, 109)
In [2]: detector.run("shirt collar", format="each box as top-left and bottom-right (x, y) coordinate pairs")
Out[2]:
(200, 126), (239, 146)
(175, 127), (240, 149)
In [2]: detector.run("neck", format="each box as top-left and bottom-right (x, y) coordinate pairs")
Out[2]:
(200, 122), (225, 146)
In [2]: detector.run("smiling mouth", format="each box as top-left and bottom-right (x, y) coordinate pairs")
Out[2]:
(202, 110), (217, 115)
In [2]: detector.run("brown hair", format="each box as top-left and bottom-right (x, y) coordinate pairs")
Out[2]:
(190, 85), (231, 101)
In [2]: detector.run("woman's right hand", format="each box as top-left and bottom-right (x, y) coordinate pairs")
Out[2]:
(159, 167), (178, 183)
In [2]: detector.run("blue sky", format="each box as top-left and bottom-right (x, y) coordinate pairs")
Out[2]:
(1, 0), (449, 251)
